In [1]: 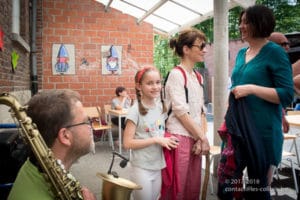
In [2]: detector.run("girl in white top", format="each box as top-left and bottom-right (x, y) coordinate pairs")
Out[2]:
(123, 66), (179, 200)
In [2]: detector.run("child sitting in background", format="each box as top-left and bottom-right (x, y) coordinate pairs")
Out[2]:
(111, 86), (131, 129)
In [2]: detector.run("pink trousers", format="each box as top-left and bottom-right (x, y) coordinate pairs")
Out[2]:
(161, 134), (202, 200)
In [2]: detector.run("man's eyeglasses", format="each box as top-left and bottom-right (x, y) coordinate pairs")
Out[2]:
(192, 43), (206, 51)
(65, 118), (92, 129)
(280, 42), (290, 47)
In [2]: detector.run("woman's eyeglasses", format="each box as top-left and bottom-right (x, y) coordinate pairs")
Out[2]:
(65, 118), (92, 129)
(192, 43), (206, 51)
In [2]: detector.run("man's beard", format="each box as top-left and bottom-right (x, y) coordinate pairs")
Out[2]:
(70, 129), (95, 159)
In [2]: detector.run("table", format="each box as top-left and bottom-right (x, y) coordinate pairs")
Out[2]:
(286, 115), (300, 127)
(108, 109), (128, 154)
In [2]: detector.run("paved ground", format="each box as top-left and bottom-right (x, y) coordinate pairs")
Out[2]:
(70, 122), (300, 200)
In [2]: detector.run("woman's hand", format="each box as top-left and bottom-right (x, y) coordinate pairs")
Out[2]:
(192, 139), (201, 155)
(192, 137), (210, 155)
(200, 137), (210, 155)
(282, 113), (290, 133)
(232, 84), (280, 104)
(231, 85), (253, 99)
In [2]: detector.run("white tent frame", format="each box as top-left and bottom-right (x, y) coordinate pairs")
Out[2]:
(96, 0), (256, 145)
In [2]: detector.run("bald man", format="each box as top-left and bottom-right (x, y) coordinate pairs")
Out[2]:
(269, 32), (300, 88)
(269, 32), (291, 51)
(269, 32), (300, 133)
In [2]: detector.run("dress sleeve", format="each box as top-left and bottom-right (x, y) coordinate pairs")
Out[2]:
(269, 47), (294, 107)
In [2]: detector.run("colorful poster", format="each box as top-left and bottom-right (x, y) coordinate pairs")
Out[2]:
(52, 44), (75, 75)
(101, 45), (122, 75)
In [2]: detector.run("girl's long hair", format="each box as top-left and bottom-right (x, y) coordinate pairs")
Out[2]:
(135, 66), (167, 115)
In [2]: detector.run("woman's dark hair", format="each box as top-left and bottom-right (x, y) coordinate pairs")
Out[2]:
(169, 28), (206, 58)
(115, 86), (126, 96)
(239, 4), (275, 38)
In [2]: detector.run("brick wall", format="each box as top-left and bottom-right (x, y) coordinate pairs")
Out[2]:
(0, 0), (31, 94)
(37, 0), (154, 109)
(0, 0), (31, 123)
(0, 0), (248, 113)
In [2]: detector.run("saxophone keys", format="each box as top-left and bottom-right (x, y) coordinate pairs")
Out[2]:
(30, 129), (39, 137)
(67, 173), (76, 181)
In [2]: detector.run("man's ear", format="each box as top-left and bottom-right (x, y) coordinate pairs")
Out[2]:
(57, 128), (72, 146)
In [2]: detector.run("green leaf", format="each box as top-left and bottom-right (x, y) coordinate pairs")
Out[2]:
(11, 50), (19, 69)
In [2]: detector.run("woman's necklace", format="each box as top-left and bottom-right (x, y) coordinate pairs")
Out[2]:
(245, 48), (259, 63)
(245, 40), (268, 63)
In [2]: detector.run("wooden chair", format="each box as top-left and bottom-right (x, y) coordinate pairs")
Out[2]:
(284, 110), (300, 166)
(283, 134), (299, 166)
(275, 150), (299, 194)
(83, 106), (114, 150)
(202, 145), (221, 195)
(104, 103), (119, 135)
(209, 146), (221, 194)
(103, 104), (112, 125)
(274, 110), (300, 194)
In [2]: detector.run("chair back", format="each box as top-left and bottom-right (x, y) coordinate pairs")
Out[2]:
(83, 106), (103, 126)
(104, 104), (112, 122)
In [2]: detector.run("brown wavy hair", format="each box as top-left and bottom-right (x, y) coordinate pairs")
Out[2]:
(134, 66), (167, 115)
(169, 27), (206, 58)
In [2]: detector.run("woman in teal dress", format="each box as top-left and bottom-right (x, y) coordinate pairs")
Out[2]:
(218, 5), (294, 200)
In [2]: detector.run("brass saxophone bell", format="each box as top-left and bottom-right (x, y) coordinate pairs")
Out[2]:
(97, 172), (142, 200)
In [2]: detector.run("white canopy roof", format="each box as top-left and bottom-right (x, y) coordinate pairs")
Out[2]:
(95, 0), (255, 35)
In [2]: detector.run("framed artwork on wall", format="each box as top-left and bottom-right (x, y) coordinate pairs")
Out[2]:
(52, 43), (75, 75)
(101, 45), (122, 75)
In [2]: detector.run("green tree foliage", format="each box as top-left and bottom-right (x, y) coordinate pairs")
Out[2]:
(228, 7), (244, 40)
(194, 20), (213, 43)
(154, 34), (205, 78)
(257, 0), (300, 33)
(154, 34), (180, 78)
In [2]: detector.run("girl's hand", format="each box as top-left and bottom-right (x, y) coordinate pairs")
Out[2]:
(81, 187), (96, 200)
(157, 136), (179, 150)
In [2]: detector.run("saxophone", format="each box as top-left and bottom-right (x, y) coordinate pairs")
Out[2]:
(0, 93), (83, 200)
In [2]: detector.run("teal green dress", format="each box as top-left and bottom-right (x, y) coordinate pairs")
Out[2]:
(231, 41), (294, 166)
